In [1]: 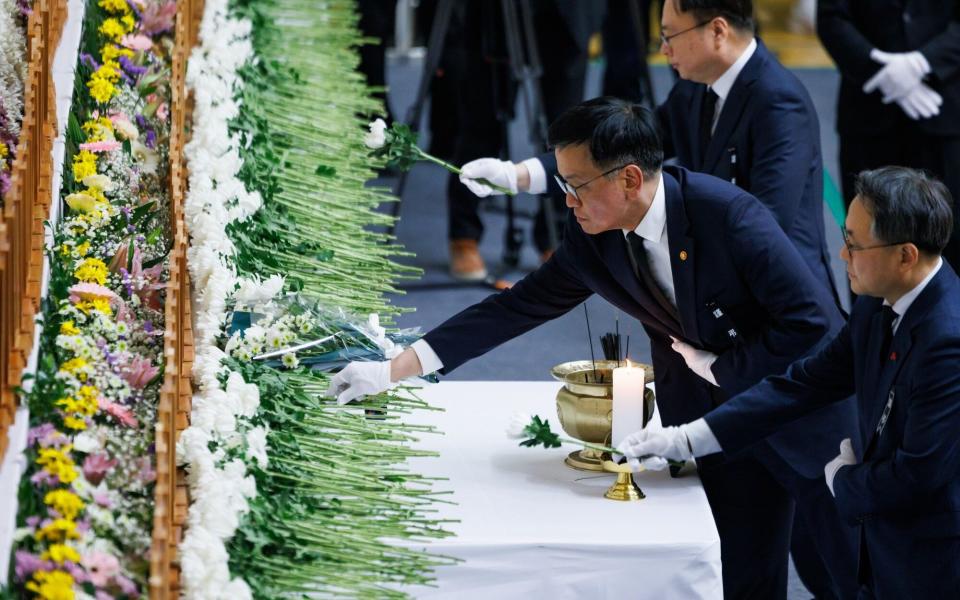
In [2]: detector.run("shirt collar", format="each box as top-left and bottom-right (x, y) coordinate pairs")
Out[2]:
(623, 175), (666, 243)
(886, 257), (943, 319)
(710, 38), (757, 101)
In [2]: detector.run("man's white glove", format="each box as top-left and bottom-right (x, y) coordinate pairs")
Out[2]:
(670, 336), (719, 386)
(459, 158), (518, 197)
(617, 422), (694, 472)
(863, 50), (931, 102)
(325, 361), (394, 405)
(824, 438), (857, 496)
(895, 83), (943, 120)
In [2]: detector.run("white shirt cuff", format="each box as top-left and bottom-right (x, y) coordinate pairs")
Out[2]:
(915, 51), (932, 76)
(521, 157), (548, 195)
(411, 339), (444, 375)
(704, 354), (719, 387)
(682, 418), (722, 456)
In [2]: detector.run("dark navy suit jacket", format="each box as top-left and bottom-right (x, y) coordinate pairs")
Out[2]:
(657, 39), (838, 300)
(424, 166), (854, 478)
(705, 263), (960, 598)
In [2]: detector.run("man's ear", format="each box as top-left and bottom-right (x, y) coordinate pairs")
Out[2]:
(899, 243), (921, 272)
(623, 164), (644, 192)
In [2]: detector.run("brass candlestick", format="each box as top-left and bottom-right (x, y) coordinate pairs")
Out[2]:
(601, 456), (645, 501)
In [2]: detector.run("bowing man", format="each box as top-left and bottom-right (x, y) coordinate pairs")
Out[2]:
(328, 97), (852, 599)
(619, 167), (959, 599)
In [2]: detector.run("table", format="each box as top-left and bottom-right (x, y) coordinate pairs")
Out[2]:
(398, 381), (722, 599)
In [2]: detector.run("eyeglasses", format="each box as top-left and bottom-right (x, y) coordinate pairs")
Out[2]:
(554, 164), (629, 200)
(841, 230), (908, 253)
(659, 19), (713, 47)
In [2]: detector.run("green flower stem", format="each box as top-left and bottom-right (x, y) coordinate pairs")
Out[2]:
(415, 148), (516, 196)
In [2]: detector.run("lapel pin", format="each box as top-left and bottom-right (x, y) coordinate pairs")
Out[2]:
(679, 250), (688, 261)
(890, 351), (897, 361)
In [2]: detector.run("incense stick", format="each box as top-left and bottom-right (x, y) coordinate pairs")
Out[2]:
(583, 303), (599, 383)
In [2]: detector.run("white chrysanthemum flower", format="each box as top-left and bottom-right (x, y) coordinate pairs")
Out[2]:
(364, 118), (387, 149)
(506, 412), (533, 439)
(281, 352), (299, 369)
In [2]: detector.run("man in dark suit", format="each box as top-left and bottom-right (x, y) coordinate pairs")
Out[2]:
(620, 166), (959, 599)
(817, 0), (960, 269)
(329, 97), (855, 599)
(463, 0), (839, 300)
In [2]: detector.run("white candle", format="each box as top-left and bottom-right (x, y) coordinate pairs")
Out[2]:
(612, 362), (646, 449)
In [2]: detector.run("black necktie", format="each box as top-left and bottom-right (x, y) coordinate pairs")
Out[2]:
(626, 232), (680, 323)
(878, 305), (897, 363)
(699, 88), (719, 155)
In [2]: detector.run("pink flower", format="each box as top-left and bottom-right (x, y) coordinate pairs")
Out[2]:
(98, 398), (139, 428)
(14, 551), (48, 580)
(83, 453), (117, 485)
(93, 491), (113, 508)
(69, 282), (118, 303)
(120, 33), (153, 51)
(136, 456), (156, 484)
(139, 0), (176, 35)
(122, 355), (159, 389)
(81, 551), (120, 588)
(79, 140), (122, 153)
(28, 423), (69, 448)
(156, 103), (169, 121)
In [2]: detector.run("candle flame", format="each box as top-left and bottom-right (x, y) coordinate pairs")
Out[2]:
(625, 359), (633, 368)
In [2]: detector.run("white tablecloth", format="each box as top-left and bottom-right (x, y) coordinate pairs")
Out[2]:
(397, 381), (722, 599)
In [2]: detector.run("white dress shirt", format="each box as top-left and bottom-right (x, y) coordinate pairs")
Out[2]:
(888, 257), (943, 333)
(707, 38), (757, 133)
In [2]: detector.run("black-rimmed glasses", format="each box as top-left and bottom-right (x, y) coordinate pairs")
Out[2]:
(659, 20), (713, 47)
(841, 229), (908, 253)
(554, 164), (630, 200)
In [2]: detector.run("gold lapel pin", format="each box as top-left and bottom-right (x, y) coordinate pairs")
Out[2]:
(679, 250), (688, 261)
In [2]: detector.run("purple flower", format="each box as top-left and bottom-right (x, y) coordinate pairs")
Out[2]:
(14, 551), (46, 580)
(26, 516), (40, 528)
(115, 573), (139, 597)
(80, 53), (100, 71)
(30, 470), (59, 486)
(144, 129), (157, 149)
(118, 55), (148, 77)
(143, 321), (154, 334)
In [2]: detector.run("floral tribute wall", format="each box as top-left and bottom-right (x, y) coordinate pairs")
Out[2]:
(0, 0), (29, 200)
(6, 0), (176, 598)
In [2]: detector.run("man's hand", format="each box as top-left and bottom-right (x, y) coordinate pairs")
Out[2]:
(670, 336), (719, 386)
(824, 438), (857, 496)
(617, 423), (694, 472)
(459, 158), (520, 197)
(895, 83), (943, 120)
(863, 50), (931, 102)
(325, 361), (393, 405)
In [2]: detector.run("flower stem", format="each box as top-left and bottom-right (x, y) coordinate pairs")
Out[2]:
(415, 148), (516, 196)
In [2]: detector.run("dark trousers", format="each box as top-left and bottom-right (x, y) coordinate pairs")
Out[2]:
(839, 127), (960, 270)
(444, 0), (587, 251)
(697, 445), (859, 599)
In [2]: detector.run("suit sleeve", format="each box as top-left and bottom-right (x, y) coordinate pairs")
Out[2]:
(710, 194), (838, 392)
(538, 151), (557, 180)
(833, 331), (960, 523)
(746, 88), (818, 232)
(920, 2), (960, 83)
(705, 322), (856, 455)
(816, 0), (880, 84)
(422, 219), (592, 373)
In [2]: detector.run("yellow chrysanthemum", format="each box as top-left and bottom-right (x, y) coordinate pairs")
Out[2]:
(0, 140), (8, 159)
(71, 151), (98, 181)
(62, 416), (87, 431)
(60, 320), (80, 336)
(44, 490), (85, 521)
(98, 0), (130, 14)
(57, 390), (97, 418)
(25, 569), (75, 600)
(99, 18), (126, 42)
(41, 544), (82, 565)
(81, 116), (114, 142)
(121, 13), (135, 32)
(60, 357), (87, 373)
(87, 76), (117, 104)
(101, 44), (134, 63)
(82, 186), (108, 204)
(35, 517), (80, 543)
(75, 242), (91, 257)
(74, 258), (108, 285)
(94, 62), (121, 84)
(76, 299), (113, 316)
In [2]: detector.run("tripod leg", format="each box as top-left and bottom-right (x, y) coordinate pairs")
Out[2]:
(387, 0), (456, 239)
(628, 0), (656, 109)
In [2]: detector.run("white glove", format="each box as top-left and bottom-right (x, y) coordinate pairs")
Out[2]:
(863, 50), (931, 102)
(895, 83), (943, 120)
(325, 361), (394, 405)
(824, 438), (857, 496)
(459, 157), (518, 197)
(617, 422), (694, 472)
(670, 336), (719, 386)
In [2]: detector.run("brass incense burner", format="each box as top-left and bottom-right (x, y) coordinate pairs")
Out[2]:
(551, 360), (655, 472)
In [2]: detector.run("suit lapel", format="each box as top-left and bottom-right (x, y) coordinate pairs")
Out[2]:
(692, 88), (708, 169)
(701, 41), (766, 172)
(663, 173), (700, 345)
